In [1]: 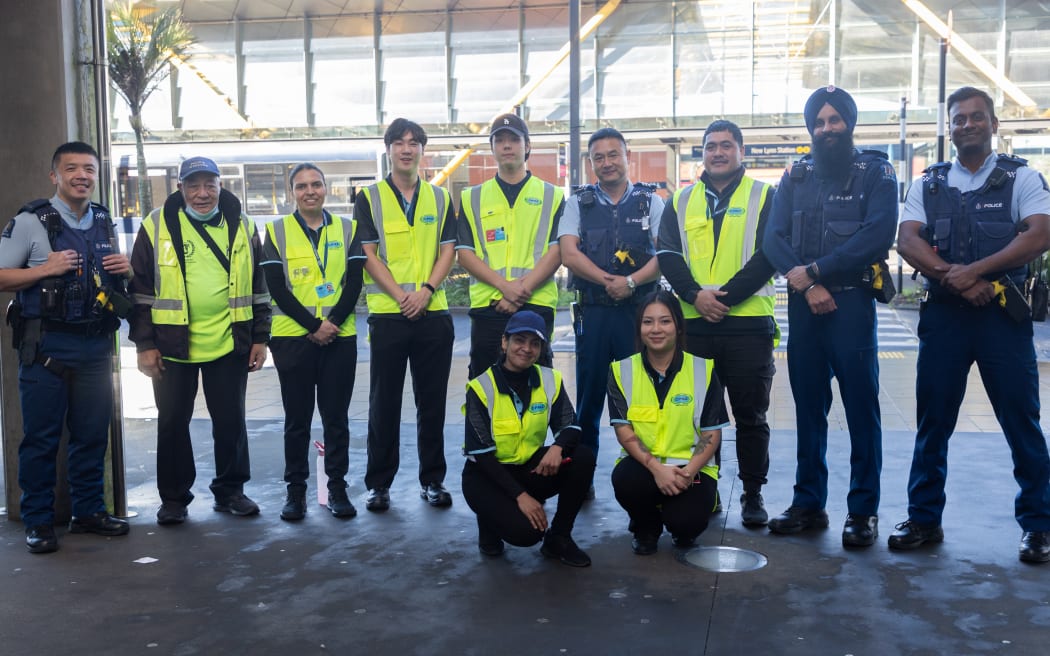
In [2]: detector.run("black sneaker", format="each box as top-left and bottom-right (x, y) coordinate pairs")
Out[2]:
(156, 502), (188, 526)
(740, 492), (768, 527)
(541, 532), (591, 567)
(280, 489), (306, 521)
(326, 488), (358, 518)
(768, 506), (829, 534)
(420, 483), (452, 508)
(366, 487), (390, 512)
(213, 493), (260, 516)
(631, 534), (659, 555)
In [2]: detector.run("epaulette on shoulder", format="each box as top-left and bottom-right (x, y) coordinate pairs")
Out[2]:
(859, 149), (889, 160)
(996, 153), (1027, 169)
(18, 198), (52, 216)
(633, 182), (658, 192)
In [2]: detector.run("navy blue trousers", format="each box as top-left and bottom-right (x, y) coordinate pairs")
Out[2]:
(574, 303), (638, 455)
(908, 301), (1050, 531)
(786, 289), (882, 515)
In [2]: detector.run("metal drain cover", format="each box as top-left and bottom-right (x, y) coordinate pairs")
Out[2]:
(677, 546), (768, 572)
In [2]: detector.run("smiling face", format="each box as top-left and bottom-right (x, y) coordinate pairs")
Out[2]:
(702, 130), (743, 184)
(291, 167), (326, 214)
(812, 103), (847, 145)
(588, 136), (629, 189)
(501, 332), (543, 372)
(639, 300), (679, 355)
(949, 95), (998, 160)
(387, 130), (423, 179)
(50, 152), (98, 210)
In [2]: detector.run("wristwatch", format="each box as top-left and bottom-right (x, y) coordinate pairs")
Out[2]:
(625, 275), (637, 292)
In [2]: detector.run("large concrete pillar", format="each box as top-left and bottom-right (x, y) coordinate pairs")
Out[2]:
(0, 0), (109, 522)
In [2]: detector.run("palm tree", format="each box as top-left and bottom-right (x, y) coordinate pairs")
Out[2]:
(107, 0), (194, 216)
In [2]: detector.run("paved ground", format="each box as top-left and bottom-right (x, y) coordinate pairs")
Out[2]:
(2, 305), (1050, 655)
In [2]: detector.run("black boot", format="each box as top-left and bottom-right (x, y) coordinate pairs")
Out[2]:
(280, 487), (307, 521)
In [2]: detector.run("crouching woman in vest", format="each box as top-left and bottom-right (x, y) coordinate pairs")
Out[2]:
(461, 310), (596, 567)
(608, 288), (729, 555)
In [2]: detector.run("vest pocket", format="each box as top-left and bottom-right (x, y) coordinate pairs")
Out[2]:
(934, 217), (952, 254)
(824, 220), (860, 251)
(684, 218), (714, 260)
(974, 221), (1016, 261)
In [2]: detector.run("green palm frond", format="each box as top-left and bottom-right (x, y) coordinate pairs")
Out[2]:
(107, 0), (195, 113)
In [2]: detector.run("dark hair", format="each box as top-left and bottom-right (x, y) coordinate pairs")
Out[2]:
(51, 141), (99, 170)
(289, 162), (326, 188)
(384, 118), (428, 147)
(703, 120), (743, 148)
(634, 287), (686, 355)
(587, 127), (627, 151)
(947, 86), (997, 122)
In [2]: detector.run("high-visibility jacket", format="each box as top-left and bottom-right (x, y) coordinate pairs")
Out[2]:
(460, 176), (561, 309)
(467, 364), (560, 465)
(610, 353), (718, 480)
(673, 177), (773, 321)
(361, 181), (450, 314)
(266, 213), (356, 337)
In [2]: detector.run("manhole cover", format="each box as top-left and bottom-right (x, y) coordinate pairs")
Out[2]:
(677, 546), (768, 572)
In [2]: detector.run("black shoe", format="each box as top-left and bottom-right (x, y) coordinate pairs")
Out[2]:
(420, 483), (452, 508)
(740, 492), (768, 527)
(631, 534), (659, 556)
(1019, 531), (1050, 563)
(671, 534), (697, 549)
(25, 525), (58, 554)
(366, 487), (390, 512)
(887, 519), (943, 550)
(69, 511), (130, 537)
(156, 502), (188, 526)
(842, 514), (878, 548)
(213, 493), (260, 516)
(541, 532), (591, 567)
(280, 489), (307, 521)
(768, 506), (830, 534)
(327, 488), (358, 518)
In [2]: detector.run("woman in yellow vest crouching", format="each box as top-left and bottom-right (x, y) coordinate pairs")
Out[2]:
(607, 288), (729, 555)
(461, 310), (596, 567)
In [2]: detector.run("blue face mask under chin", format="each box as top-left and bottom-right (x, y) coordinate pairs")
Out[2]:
(184, 205), (219, 222)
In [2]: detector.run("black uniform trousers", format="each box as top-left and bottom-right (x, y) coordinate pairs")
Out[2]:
(462, 445), (596, 546)
(153, 350), (251, 506)
(365, 314), (454, 491)
(269, 335), (356, 492)
(685, 325), (775, 494)
(467, 303), (554, 380)
(611, 456), (718, 541)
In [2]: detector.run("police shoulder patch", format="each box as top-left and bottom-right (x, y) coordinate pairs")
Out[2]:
(881, 162), (896, 180)
(1, 218), (14, 239)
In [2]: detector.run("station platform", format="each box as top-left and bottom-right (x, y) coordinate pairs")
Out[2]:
(2, 308), (1049, 655)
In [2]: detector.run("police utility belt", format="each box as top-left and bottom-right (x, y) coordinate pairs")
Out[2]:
(799, 261), (896, 304)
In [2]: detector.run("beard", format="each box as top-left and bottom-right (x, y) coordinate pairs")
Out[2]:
(811, 131), (855, 179)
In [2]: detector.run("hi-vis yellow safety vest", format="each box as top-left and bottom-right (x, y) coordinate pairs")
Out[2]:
(460, 176), (561, 309)
(467, 364), (560, 465)
(611, 353), (718, 480)
(140, 209), (256, 328)
(673, 177), (774, 321)
(361, 181), (450, 314)
(266, 213), (356, 337)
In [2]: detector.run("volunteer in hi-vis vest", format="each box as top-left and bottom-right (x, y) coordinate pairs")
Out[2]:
(461, 310), (596, 567)
(355, 118), (457, 513)
(657, 120), (777, 530)
(456, 113), (565, 379)
(0, 141), (132, 554)
(606, 290), (728, 556)
(261, 163), (365, 521)
(892, 86), (1050, 564)
(129, 156), (271, 526)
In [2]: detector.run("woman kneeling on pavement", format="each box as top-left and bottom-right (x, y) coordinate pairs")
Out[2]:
(607, 288), (728, 555)
(461, 310), (596, 567)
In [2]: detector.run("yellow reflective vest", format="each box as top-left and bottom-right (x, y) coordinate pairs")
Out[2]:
(361, 180), (450, 314)
(673, 177), (774, 321)
(467, 364), (561, 465)
(460, 176), (561, 309)
(266, 213), (356, 337)
(610, 353), (718, 480)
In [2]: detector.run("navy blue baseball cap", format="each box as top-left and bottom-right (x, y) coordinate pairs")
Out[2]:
(504, 310), (547, 342)
(179, 156), (221, 181)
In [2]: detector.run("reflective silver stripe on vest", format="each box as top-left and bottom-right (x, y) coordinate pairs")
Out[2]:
(374, 183), (445, 289)
(469, 185), (505, 278)
(151, 211), (168, 304)
(692, 357), (707, 435)
(271, 218), (293, 297)
(133, 293), (156, 306)
(741, 182), (774, 298)
(368, 184), (388, 261)
(618, 359), (633, 401)
(365, 282), (415, 295)
(151, 299), (183, 311)
(675, 185), (696, 263)
(229, 295), (252, 309)
(476, 372), (498, 420)
(538, 366), (556, 411)
(532, 182), (557, 264)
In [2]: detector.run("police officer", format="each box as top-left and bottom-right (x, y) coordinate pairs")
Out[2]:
(129, 156), (271, 525)
(658, 120), (777, 527)
(355, 119), (456, 512)
(763, 86), (898, 547)
(558, 127), (663, 474)
(0, 141), (131, 553)
(891, 86), (1050, 563)
(262, 163), (365, 520)
(457, 113), (565, 379)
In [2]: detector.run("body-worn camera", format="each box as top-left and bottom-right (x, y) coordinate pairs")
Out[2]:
(38, 277), (66, 318)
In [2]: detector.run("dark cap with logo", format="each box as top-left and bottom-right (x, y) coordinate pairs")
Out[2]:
(489, 113), (529, 141)
(179, 156), (221, 181)
(504, 310), (547, 342)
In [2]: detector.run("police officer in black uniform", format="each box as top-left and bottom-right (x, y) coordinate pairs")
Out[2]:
(763, 87), (899, 548)
(558, 127), (664, 471)
(0, 142), (131, 554)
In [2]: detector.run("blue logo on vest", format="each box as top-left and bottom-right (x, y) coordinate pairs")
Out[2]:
(727, 207), (744, 217)
(327, 241), (342, 249)
(525, 197), (542, 206)
(671, 393), (692, 406)
(529, 402), (547, 414)
(420, 214), (437, 225)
